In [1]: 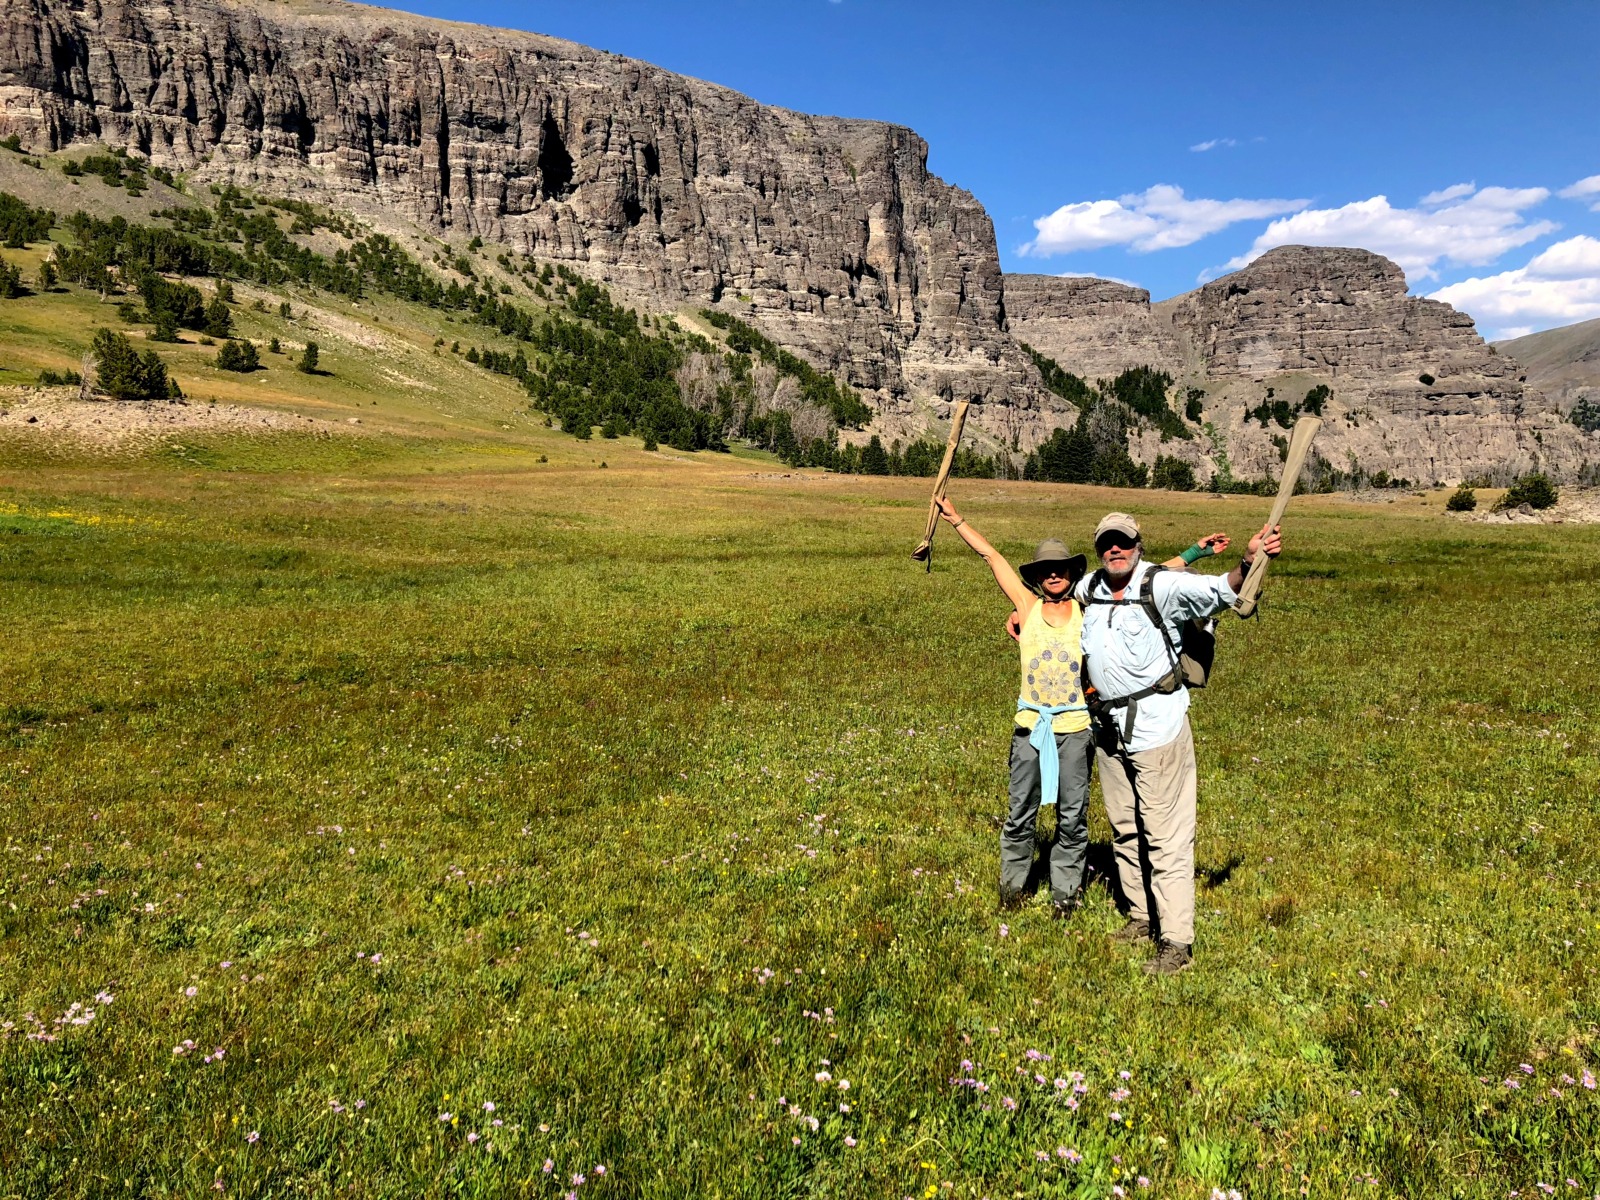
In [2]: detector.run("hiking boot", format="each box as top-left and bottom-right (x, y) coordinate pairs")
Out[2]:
(998, 886), (1028, 912)
(1050, 891), (1083, 921)
(1110, 918), (1152, 945)
(1143, 941), (1193, 975)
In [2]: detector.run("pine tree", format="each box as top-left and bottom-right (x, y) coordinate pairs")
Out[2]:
(216, 339), (260, 372)
(297, 341), (319, 374)
(91, 328), (179, 401)
(203, 295), (233, 338)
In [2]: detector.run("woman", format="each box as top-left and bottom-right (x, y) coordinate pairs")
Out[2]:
(935, 495), (1095, 917)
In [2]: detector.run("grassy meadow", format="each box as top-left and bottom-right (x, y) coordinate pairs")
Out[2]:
(2, 428), (1597, 1200)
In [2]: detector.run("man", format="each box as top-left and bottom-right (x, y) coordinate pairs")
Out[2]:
(1077, 511), (1281, 974)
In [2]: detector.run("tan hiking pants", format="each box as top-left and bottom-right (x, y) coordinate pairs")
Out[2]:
(1097, 718), (1198, 947)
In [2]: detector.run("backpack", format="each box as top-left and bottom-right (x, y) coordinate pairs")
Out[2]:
(1080, 565), (1217, 745)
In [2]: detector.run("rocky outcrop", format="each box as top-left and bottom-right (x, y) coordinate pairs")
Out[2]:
(1005, 247), (1599, 484)
(0, 0), (1060, 443)
(1004, 275), (1188, 381)
(1167, 247), (1521, 407)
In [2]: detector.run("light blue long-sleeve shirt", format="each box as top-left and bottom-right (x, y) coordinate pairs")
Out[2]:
(1074, 561), (1238, 753)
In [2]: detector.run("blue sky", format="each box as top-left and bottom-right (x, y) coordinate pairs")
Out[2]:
(382, 0), (1600, 339)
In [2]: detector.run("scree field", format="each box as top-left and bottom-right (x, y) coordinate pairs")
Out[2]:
(2, 436), (1597, 1200)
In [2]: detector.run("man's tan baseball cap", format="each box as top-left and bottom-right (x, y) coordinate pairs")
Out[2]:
(1094, 512), (1141, 543)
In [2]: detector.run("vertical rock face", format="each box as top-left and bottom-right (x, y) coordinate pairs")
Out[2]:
(1004, 275), (1188, 380)
(0, 0), (1057, 440)
(1005, 248), (1598, 484)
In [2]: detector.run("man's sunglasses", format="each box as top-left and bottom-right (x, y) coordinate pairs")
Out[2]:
(1095, 534), (1140, 553)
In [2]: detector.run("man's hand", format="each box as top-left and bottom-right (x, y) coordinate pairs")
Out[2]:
(1198, 532), (1230, 555)
(1005, 609), (1021, 643)
(935, 495), (962, 525)
(1248, 522), (1283, 560)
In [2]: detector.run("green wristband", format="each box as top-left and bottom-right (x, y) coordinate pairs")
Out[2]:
(1179, 543), (1209, 565)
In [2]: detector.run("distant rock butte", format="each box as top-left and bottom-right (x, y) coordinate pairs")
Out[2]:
(1004, 275), (1190, 382)
(1, 0), (1593, 480)
(1008, 248), (1597, 484)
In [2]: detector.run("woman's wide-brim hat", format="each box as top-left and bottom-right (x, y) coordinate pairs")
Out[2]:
(1019, 538), (1088, 589)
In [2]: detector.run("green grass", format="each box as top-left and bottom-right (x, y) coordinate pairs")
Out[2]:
(1, 441), (1597, 1200)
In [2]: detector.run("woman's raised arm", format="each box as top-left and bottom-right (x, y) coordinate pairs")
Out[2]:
(935, 496), (1036, 613)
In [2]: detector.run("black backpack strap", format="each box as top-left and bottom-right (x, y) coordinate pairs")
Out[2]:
(1139, 566), (1182, 678)
(1086, 565), (1185, 746)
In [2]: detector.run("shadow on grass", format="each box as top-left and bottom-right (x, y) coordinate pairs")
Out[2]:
(1198, 851), (1245, 890)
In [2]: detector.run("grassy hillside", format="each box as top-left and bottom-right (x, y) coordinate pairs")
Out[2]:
(1499, 319), (1600, 431)
(1498, 317), (1600, 383)
(0, 150), (633, 452)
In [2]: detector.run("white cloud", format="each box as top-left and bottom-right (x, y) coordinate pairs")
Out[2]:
(1225, 185), (1557, 280)
(1190, 138), (1237, 153)
(1420, 182), (1475, 205)
(1558, 174), (1600, 212)
(1021, 185), (1307, 257)
(1428, 235), (1600, 337)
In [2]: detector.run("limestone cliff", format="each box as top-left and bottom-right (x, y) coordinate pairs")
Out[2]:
(0, 0), (1057, 443)
(1003, 275), (1191, 382)
(1006, 248), (1598, 485)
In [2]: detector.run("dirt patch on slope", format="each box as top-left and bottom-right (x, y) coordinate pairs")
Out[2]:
(0, 385), (349, 450)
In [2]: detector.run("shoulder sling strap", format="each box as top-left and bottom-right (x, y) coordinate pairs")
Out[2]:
(1080, 566), (1184, 744)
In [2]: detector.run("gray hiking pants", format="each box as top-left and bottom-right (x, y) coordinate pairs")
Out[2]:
(1002, 724), (1094, 902)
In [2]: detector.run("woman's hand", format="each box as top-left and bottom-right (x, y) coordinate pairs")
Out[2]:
(1198, 532), (1230, 555)
(935, 495), (963, 525)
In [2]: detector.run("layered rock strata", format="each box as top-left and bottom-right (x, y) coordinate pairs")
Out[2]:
(1007, 247), (1597, 484)
(0, 0), (1060, 443)
(1003, 274), (1189, 381)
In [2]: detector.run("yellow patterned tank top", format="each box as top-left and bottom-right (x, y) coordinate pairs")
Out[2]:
(1015, 599), (1090, 734)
